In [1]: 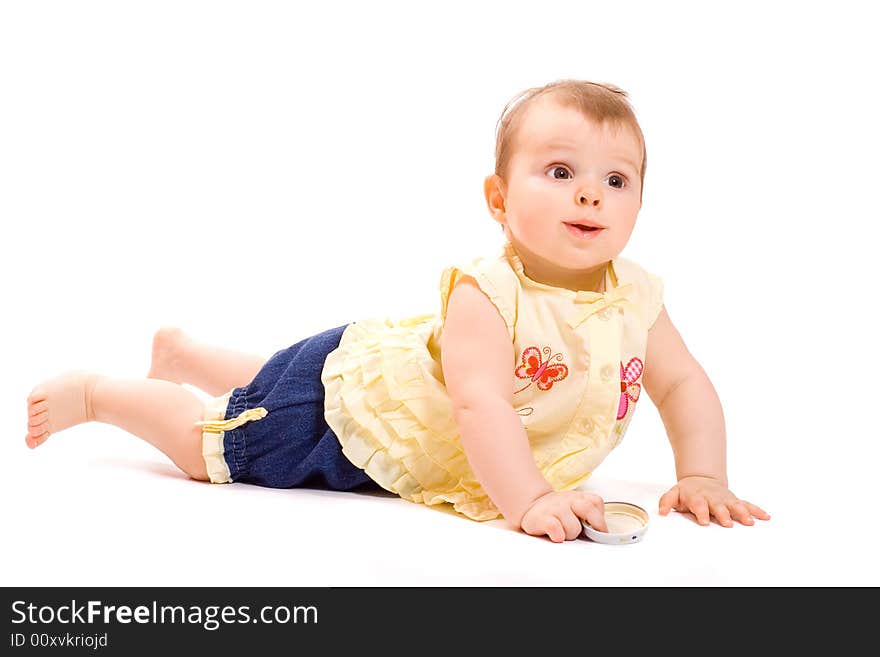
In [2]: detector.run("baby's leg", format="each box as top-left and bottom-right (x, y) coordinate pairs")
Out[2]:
(148, 327), (267, 396)
(26, 371), (209, 481)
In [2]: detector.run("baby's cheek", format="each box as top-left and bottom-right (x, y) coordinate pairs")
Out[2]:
(608, 224), (635, 252)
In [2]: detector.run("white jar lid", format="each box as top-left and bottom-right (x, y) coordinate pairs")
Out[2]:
(581, 501), (649, 544)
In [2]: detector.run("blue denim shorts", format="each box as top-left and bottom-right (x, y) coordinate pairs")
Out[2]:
(200, 324), (381, 491)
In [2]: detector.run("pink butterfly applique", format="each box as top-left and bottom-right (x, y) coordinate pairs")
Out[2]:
(617, 357), (643, 420)
(514, 346), (568, 394)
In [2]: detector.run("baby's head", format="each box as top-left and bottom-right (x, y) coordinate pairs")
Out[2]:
(485, 80), (646, 288)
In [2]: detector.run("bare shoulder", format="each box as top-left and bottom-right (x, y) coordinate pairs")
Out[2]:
(441, 275), (513, 407)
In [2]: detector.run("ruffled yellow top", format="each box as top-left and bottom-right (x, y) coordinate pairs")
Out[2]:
(321, 240), (664, 521)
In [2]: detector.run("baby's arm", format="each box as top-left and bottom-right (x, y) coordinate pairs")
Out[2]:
(643, 306), (770, 526)
(441, 277), (607, 541)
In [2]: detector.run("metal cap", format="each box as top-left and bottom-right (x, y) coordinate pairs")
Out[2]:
(581, 501), (649, 544)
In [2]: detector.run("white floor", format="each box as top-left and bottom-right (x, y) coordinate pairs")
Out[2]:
(2, 381), (875, 587)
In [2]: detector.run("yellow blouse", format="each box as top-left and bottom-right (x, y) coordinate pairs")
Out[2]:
(321, 240), (664, 521)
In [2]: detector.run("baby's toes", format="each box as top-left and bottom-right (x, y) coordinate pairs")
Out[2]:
(26, 395), (51, 448)
(25, 430), (50, 449)
(27, 385), (48, 405)
(29, 409), (48, 428)
(28, 399), (48, 417)
(27, 415), (50, 439)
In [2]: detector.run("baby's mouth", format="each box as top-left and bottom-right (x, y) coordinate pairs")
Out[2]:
(563, 221), (605, 237)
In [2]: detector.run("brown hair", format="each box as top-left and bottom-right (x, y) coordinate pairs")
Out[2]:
(493, 79), (646, 197)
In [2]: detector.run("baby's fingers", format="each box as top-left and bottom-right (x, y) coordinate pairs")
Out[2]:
(744, 501), (771, 521)
(658, 486), (679, 516)
(709, 501), (734, 528)
(559, 512), (584, 541)
(728, 500), (754, 526)
(573, 496), (607, 533)
(523, 514), (567, 543)
(688, 498), (711, 526)
(544, 516), (566, 543)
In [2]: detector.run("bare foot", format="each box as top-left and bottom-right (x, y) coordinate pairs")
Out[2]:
(25, 371), (101, 449)
(147, 326), (187, 384)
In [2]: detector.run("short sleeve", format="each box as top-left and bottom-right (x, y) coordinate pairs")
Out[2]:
(643, 270), (664, 329)
(438, 256), (518, 340)
(614, 257), (664, 330)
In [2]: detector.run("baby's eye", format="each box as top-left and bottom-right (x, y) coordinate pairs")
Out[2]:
(606, 174), (626, 189)
(547, 165), (572, 180)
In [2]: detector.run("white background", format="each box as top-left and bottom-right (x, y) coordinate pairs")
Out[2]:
(1, 0), (878, 586)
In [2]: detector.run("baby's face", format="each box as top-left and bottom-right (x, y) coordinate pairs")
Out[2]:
(488, 97), (643, 290)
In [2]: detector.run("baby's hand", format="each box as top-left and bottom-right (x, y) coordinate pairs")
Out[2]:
(519, 490), (608, 543)
(659, 476), (770, 527)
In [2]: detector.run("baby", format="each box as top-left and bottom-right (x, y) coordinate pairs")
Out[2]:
(25, 79), (769, 543)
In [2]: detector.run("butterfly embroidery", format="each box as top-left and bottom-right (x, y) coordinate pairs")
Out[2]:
(514, 346), (569, 394)
(617, 357), (643, 420)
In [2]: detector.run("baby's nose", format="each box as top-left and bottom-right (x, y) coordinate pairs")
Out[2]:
(578, 193), (600, 206)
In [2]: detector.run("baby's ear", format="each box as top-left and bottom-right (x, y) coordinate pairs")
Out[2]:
(483, 174), (507, 223)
